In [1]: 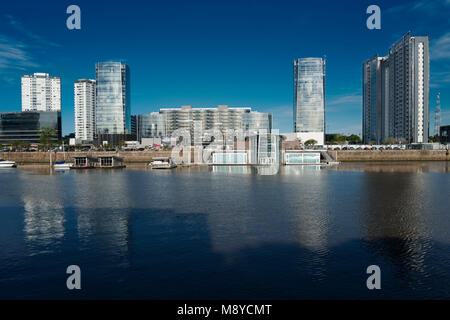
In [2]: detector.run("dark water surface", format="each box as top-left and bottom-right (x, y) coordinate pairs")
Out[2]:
(1, 162), (449, 299)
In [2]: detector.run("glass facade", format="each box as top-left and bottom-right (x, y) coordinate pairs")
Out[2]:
(0, 111), (61, 143)
(285, 153), (320, 164)
(363, 56), (383, 144)
(136, 113), (167, 141)
(95, 62), (130, 134)
(294, 58), (325, 133)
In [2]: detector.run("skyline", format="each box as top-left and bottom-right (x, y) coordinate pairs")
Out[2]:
(0, 0), (449, 135)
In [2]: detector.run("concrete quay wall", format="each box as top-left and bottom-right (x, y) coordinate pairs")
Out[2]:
(1, 150), (449, 164)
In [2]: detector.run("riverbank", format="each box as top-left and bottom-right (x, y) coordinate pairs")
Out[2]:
(334, 150), (449, 162)
(1, 149), (449, 164)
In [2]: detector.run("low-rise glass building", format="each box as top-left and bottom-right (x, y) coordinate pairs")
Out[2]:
(0, 111), (61, 143)
(440, 125), (450, 144)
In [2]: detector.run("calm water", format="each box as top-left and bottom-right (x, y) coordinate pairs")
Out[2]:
(1, 163), (449, 299)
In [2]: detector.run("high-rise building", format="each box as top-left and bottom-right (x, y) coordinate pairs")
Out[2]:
(74, 79), (96, 141)
(293, 58), (326, 145)
(363, 55), (387, 144)
(363, 32), (429, 144)
(135, 105), (272, 143)
(95, 62), (130, 135)
(21, 73), (61, 112)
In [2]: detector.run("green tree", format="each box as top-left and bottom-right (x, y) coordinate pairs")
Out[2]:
(382, 137), (396, 145)
(40, 127), (57, 150)
(304, 139), (318, 146)
(346, 134), (362, 144)
(428, 135), (440, 143)
(326, 134), (346, 145)
(12, 140), (22, 150)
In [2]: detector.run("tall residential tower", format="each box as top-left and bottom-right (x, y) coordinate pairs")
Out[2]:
(363, 32), (429, 144)
(293, 58), (326, 145)
(21, 73), (61, 112)
(74, 79), (96, 141)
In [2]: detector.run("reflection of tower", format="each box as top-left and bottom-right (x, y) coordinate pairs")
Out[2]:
(434, 92), (441, 136)
(361, 172), (431, 282)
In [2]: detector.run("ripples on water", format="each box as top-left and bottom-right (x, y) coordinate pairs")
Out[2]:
(0, 162), (449, 299)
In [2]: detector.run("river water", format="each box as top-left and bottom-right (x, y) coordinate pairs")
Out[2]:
(0, 162), (449, 299)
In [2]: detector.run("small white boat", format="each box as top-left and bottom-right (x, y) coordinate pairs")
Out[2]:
(148, 157), (177, 169)
(53, 142), (73, 170)
(0, 159), (16, 168)
(53, 161), (72, 170)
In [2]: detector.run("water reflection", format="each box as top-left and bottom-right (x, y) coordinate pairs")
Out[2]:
(70, 170), (132, 260)
(333, 162), (450, 173)
(1, 162), (448, 298)
(361, 170), (433, 288)
(18, 173), (66, 250)
(211, 165), (250, 175)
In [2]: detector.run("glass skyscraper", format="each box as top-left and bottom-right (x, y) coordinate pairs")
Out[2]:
(363, 55), (385, 144)
(95, 62), (130, 135)
(293, 58), (326, 136)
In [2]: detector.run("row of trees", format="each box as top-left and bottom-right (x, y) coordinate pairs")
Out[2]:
(326, 134), (362, 145)
(1, 127), (58, 151)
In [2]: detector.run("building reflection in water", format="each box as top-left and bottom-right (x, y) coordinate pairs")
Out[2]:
(203, 165), (330, 280)
(19, 173), (66, 250)
(71, 170), (132, 261)
(211, 165), (250, 175)
(283, 166), (329, 280)
(332, 162), (449, 173)
(361, 170), (432, 284)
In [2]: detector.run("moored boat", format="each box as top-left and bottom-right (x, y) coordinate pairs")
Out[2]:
(148, 157), (177, 169)
(53, 161), (72, 170)
(0, 159), (17, 168)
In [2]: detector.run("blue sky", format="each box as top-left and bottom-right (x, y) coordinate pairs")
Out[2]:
(0, 0), (449, 135)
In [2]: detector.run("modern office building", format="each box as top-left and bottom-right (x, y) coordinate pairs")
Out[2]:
(293, 58), (326, 145)
(74, 79), (96, 141)
(0, 111), (61, 143)
(134, 105), (272, 143)
(130, 115), (137, 136)
(95, 62), (130, 135)
(363, 32), (429, 144)
(135, 112), (167, 141)
(21, 73), (61, 112)
(440, 125), (450, 144)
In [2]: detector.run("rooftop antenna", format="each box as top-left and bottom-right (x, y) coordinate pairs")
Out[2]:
(434, 92), (441, 136)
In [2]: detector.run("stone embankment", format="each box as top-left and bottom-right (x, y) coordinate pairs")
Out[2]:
(1, 150), (449, 164)
(333, 150), (449, 162)
(0, 151), (173, 164)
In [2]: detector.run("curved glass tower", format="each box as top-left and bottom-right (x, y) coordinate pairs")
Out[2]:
(293, 58), (325, 137)
(95, 62), (130, 134)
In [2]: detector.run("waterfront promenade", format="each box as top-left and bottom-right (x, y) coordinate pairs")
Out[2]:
(1, 149), (450, 164)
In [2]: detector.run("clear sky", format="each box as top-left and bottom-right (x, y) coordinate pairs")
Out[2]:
(0, 0), (449, 135)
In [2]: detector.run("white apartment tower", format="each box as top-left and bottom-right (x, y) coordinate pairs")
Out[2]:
(74, 79), (96, 141)
(21, 73), (61, 111)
